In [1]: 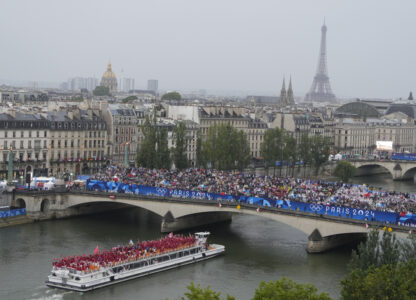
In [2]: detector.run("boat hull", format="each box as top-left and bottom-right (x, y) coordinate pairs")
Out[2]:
(46, 244), (224, 292)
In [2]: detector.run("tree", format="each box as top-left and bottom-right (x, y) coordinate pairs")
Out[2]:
(260, 128), (284, 174)
(202, 123), (251, 171)
(252, 278), (332, 300)
(196, 130), (206, 168)
(348, 229), (401, 272)
(234, 130), (251, 171)
(122, 95), (138, 103)
(156, 127), (171, 169)
(309, 135), (331, 174)
(93, 85), (110, 96)
(172, 122), (189, 169)
(137, 115), (157, 168)
(161, 92), (182, 101)
(401, 233), (416, 262)
(179, 282), (235, 300)
(282, 132), (297, 177)
(334, 161), (356, 182)
(340, 261), (416, 300)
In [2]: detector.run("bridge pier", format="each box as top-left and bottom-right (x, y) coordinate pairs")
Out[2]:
(161, 211), (232, 233)
(307, 229), (367, 253)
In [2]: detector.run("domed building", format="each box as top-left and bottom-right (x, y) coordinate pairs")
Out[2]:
(334, 100), (381, 119)
(100, 62), (118, 94)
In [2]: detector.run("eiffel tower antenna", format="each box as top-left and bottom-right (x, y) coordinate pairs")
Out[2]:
(305, 20), (336, 103)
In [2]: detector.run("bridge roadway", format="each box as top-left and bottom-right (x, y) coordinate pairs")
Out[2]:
(11, 190), (411, 253)
(341, 159), (416, 180)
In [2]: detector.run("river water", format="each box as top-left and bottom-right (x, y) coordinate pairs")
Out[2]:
(0, 174), (414, 300)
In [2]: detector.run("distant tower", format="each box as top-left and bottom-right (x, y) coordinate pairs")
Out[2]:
(287, 77), (295, 105)
(408, 91), (414, 100)
(279, 78), (287, 106)
(305, 21), (336, 103)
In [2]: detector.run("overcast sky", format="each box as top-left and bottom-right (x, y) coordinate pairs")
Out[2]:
(1, 0), (415, 98)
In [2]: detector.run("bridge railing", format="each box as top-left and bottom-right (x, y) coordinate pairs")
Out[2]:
(14, 185), (416, 233)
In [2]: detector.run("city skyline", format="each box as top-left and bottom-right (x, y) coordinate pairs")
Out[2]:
(1, 0), (416, 98)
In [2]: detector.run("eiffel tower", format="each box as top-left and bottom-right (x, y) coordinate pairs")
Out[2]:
(305, 21), (336, 103)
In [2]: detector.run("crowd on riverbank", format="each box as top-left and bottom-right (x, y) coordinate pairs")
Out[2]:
(87, 166), (416, 214)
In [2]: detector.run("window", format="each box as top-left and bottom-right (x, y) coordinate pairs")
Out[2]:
(21, 131), (24, 137)
(29, 131), (32, 137)
(13, 131), (16, 138)
(44, 131), (47, 137)
(20, 141), (23, 149)
(28, 141), (32, 149)
(36, 131), (39, 138)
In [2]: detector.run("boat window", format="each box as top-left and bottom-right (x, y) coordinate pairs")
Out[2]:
(75, 277), (80, 281)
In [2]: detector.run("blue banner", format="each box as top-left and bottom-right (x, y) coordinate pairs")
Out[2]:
(86, 180), (403, 226)
(0, 208), (26, 219)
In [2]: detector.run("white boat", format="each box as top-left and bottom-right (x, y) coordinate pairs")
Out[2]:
(46, 232), (224, 292)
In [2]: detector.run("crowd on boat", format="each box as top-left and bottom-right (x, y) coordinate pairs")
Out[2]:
(87, 166), (416, 214)
(52, 234), (196, 273)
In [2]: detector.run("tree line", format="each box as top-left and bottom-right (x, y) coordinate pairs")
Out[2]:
(137, 121), (332, 172)
(168, 229), (416, 300)
(137, 119), (252, 171)
(136, 112), (189, 170)
(261, 128), (331, 175)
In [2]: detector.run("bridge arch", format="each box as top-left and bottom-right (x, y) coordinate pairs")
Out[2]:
(402, 166), (416, 180)
(354, 162), (393, 179)
(15, 198), (26, 208)
(40, 199), (50, 213)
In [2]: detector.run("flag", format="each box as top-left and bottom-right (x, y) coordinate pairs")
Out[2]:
(93, 245), (99, 255)
(168, 232), (173, 238)
(217, 203), (222, 208)
(237, 204), (241, 210)
(256, 207), (261, 213)
(364, 223), (368, 229)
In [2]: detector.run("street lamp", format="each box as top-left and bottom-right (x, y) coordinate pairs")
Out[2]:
(124, 142), (130, 168)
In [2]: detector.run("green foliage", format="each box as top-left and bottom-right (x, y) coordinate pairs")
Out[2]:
(252, 278), (332, 300)
(156, 127), (171, 169)
(137, 115), (157, 168)
(137, 112), (171, 169)
(340, 260), (416, 300)
(196, 130), (206, 168)
(309, 135), (331, 173)
(401, 233), (416, 262)
(173, 122), (189, 169)
(122, 95), (138, 103)
(260, 128), (284, 169)
(349, 229), (400, 272)
(161, 92), (182, 101)
(179, 282), (235, 300)
(199, 123), (250, 171)
(298, 133), (312, 165)
(334, 160), (356, 182)
(93, 85), (110, 96)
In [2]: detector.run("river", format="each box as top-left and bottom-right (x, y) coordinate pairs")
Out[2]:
(0, 174), (414, 300)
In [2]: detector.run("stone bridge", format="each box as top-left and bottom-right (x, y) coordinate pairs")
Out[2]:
(10, 190), (410, 253)
(337, 160), (416, 180)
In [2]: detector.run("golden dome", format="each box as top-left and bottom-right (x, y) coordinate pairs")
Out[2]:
(102, 62), (116, 79)
(100, 61), (118, 93)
